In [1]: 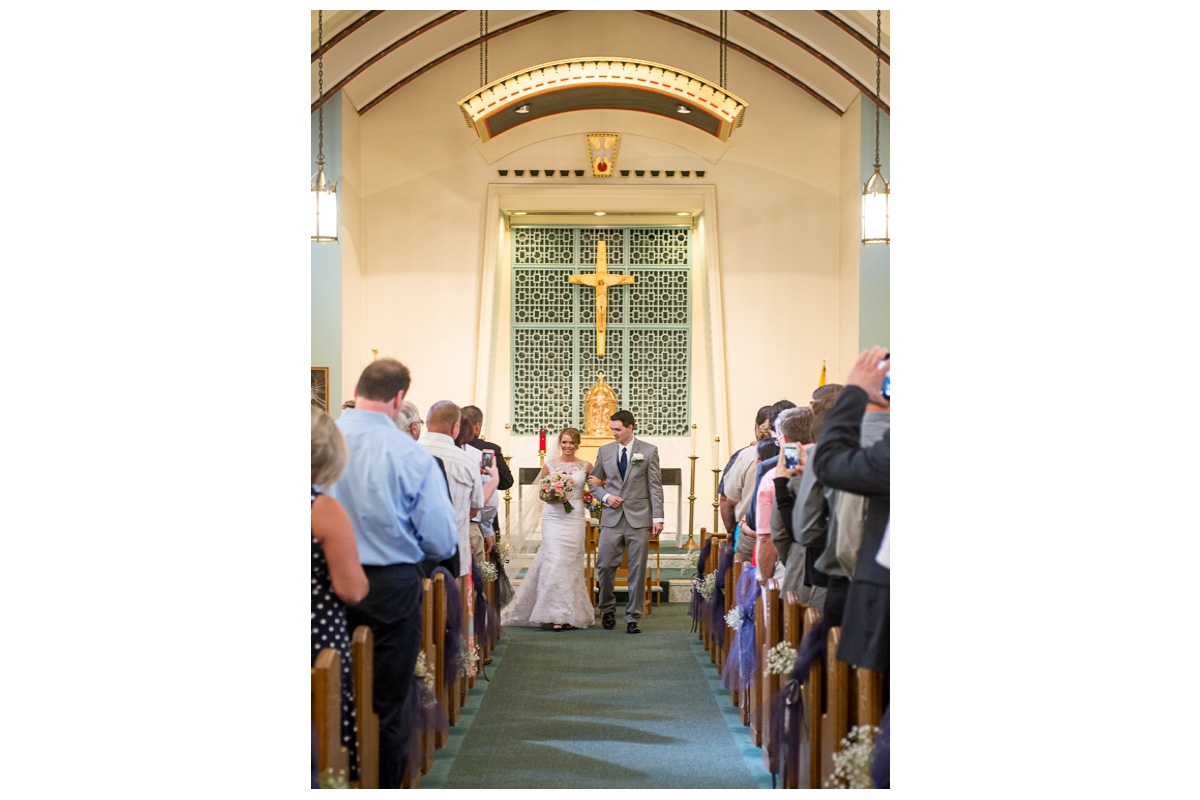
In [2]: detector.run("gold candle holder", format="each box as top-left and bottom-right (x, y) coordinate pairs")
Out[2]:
(684, 454), (700, 550)
(712, 467), (721, 533)
(503, 455), (513, 541)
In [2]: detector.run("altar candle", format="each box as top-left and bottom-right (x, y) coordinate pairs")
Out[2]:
(539, 428), (547, 452)
(690, 423), (697, 457)
(713, 435), (720, 465)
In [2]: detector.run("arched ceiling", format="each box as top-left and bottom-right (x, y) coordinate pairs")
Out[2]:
(310, 10), (890, 119)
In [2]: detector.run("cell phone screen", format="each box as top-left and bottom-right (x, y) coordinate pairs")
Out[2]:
(482, 451), (493, 468)
(783, 443), (800, 469)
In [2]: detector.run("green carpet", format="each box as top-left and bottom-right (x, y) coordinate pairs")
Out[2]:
(426, 602), (772, 789)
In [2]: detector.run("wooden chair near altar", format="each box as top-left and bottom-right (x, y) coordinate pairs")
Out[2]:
(311, 648), (349, 782)
(351, 626), (380, 789)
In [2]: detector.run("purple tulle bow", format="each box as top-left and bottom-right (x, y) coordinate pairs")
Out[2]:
(471, 561), (500, 652)
(489, 549), (514, 609)
(767, 618), (828, 781)
(400, 671), (448, 778)
(688, 538), (714, 632)
(431, 566), (462, 689)
(711, 543), (734, 649)
(721, 564), (760, 691)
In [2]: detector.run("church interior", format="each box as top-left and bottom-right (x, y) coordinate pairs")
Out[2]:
(311, 9), (890, 790)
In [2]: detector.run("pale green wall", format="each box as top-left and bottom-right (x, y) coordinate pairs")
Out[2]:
(859, 99), (890, 351)
(311, 94), (343, 412)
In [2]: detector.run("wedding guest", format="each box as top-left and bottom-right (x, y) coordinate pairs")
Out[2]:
(455, 407), (500, 568)
(750, 406), (812, 580)
(791, 385), (845, 612)
(311, 405), (369, 783)
(421, 401), (496, 577)
(395, 400), (423, 441)
(720, 405), (775, 558)
(812, 347), (890, 676)
(328, 358), (458, 788)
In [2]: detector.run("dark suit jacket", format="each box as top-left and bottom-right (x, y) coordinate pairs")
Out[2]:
(468, 437), (513, 491)
(810, 386), (890, 587)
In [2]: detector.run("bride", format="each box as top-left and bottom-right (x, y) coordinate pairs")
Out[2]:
(501, 427), (595, 630)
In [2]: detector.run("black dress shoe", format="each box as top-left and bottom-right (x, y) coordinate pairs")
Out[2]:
(626, 621), (641, 634)
(602, 612), (615, 630)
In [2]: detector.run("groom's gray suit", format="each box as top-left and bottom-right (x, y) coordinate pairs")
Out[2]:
(589, 437), (665, 624)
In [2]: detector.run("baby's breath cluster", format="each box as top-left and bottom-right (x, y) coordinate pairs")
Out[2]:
(765, 642), (798, 675)
(824, 724), (879, 789)
(480, 561), (498, 582)
(697, 572), (717, 601)
(457, 641), (481, 678)
(725, 607), (743, 630)
(681, 550), (700, 577)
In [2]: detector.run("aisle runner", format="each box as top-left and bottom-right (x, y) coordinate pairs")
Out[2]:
(429, 603), (770, 789)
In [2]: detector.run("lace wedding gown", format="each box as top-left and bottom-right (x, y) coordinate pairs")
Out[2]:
(501, 460), (594, 628)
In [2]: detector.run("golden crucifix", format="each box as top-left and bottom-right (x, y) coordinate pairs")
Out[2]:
(569, 241), (635, 356)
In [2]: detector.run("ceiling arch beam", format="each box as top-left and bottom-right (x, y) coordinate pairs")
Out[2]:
(358, 11), (568, 115)
(313, 10), (468, 112)
(635, 11), (843, 115)
(311, 11), (385, 62)
(738, 11), (887, 114)
(815, 11), (889, 65)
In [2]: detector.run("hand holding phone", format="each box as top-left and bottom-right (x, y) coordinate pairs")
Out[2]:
(481, 451), (494, 469)
(783, 442), (801, 470)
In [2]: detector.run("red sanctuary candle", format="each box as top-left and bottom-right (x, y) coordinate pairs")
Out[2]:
(539, 428), (547, 451)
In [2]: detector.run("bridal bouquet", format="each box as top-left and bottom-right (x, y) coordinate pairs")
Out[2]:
(539, 470), (577, 513)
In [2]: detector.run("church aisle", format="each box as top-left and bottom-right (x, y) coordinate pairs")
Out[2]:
(429, 601), (771, 789)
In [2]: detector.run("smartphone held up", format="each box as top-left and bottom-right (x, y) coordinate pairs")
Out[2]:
(783, 442), (801, 470)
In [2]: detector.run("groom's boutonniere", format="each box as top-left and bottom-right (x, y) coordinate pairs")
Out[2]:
(631, 453), (645, 467)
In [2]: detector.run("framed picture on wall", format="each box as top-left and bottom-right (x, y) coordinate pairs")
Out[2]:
(311, 367), (330, 412)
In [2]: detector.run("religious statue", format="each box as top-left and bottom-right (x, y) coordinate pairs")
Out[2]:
(584, 372), (618, 437)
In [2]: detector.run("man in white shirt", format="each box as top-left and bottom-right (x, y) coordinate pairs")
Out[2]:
(420, 401), (498, 577)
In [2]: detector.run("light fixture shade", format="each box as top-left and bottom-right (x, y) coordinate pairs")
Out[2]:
(861, 166), (889, 246)
(311, 164), (339, 243)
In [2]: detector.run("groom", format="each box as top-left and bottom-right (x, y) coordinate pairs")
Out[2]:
(588, 410), (665, 633)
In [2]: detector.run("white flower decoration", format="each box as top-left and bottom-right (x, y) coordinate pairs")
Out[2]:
(631, 452), (645, 466)
(725, 608), (743, 630)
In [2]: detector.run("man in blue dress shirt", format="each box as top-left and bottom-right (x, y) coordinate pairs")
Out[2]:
(329, 357), (458, 789)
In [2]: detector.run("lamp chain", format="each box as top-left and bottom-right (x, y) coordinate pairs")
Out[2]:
(874, 10), (881, 169)
(317, 10), (324, 165)
(719, 11), (728, 87)
(479, 11), (488, 88)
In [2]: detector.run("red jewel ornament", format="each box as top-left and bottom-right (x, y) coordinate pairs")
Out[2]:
(597, 161), (607, 172)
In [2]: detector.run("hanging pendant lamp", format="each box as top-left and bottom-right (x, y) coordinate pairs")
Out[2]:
(311, 10), (338, 243)
(861, 10), (889, 246)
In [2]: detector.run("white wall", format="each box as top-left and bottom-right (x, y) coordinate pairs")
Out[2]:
(346, 11), (857, 523)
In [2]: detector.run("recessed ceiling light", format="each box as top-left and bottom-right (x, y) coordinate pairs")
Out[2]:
(515, 104), (531, 114)
(676, 212), (691, 216)
(594, 211), (606, 216)
(676, 104), (691, 114)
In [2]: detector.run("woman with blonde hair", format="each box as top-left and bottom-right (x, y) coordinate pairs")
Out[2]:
(502, 426), (594, 631)
(311, 405), (369, 781)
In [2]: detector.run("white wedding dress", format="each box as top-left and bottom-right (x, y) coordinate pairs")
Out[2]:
(501, 460), (595, 628)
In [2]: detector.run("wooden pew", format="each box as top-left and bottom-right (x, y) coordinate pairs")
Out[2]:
(820, 627), (851, 786)
(730, 554), (744, 713)
(432, 573), (453, 743)
(460, 576), (475, 699)
(695, 528), (709, 644)
(716, 541), (734, 676)
(420, 578), (436, 772)
(758, 579), (783, 766)
(777, 593), (804, 789)
(706, 534), (726, 664)
(351, 626), (380, 789)
(800, 605), (823, 789)
(311, 648), (349, 782)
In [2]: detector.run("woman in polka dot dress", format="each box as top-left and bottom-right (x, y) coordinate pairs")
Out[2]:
(312, 406), (370, 782)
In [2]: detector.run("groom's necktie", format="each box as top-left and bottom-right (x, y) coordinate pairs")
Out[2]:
(619, 446), (628, 479)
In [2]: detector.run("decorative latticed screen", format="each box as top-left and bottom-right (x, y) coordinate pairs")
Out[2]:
(512, 226), (691, 437)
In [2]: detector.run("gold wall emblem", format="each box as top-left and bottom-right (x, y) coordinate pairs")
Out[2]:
(586, 133), (619, 177)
